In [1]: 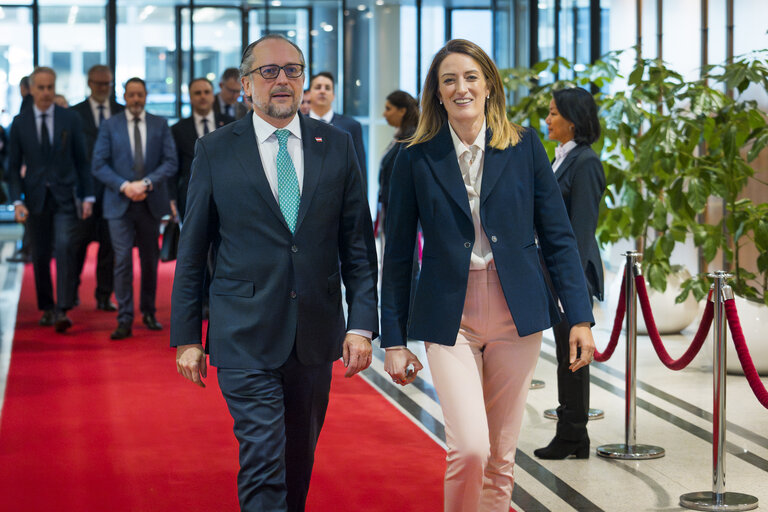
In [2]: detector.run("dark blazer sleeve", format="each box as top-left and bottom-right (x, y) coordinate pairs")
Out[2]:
(91, 118), (123, 192)
(7, 114), (24, 203)
(378, 141), (401, 207)
(69, 112), (93, 199)
(146, 116), (178, 185)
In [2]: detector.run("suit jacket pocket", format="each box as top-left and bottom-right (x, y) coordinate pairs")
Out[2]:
(211, 277), (255, 297)
(328, 272), (341, 295)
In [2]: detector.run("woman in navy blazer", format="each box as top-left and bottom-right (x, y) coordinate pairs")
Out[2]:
(534, 87), (606, 460)
(380, 39), (596, 511)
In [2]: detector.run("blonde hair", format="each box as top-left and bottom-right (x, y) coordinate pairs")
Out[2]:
(409, 39), (522, 150)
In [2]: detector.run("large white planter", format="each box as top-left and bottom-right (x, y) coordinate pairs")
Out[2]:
(724, 296), (768, 376)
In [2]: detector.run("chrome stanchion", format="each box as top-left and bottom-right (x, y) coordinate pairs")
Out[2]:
(680, 272), (758, 511)
(597, 252), (665, 460)
(529, 379), (545, 390)
(543, 408), (604, 420)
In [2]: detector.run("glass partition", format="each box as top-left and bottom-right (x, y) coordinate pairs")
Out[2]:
(0, 6), (34, 124)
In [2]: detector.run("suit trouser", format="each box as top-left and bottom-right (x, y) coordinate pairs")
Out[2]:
(552, 314), (590, 442)
(426, 266), (542, 512)
(108, 201), (160, 325)
(74, 201), (114, 303)
(217, 350), (333, 512)
(27, 189), (79, 312)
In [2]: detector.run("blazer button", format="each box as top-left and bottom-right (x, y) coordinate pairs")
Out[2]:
(491, 235), (498, 243)
(291, 245), (298, 253)
(464, 242), (471, 249)
(290, 291), (297, 299)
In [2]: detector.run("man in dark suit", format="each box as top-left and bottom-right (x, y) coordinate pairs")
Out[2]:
(172, 35), (379, 512)
(70, 64), (124, 312)
(213, 67), (249, 121)
(92, 77), (178, 340)
(308, 71), (368, 190)
(8, 66), (94, 332)
(170, 77), (233, 221)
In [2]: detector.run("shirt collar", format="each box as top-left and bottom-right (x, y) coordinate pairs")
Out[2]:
(33, 104), (55, 117)
(448, 119), (486, 160)
(88, 96), (107, 110)
(555, 140), (578, 161)
(252, 111), (302, 144)
(193, 111), (215, 124)
(309, 109), (334, 124)
(129, 110), (146, 123)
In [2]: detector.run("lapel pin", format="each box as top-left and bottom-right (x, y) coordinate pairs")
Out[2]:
(315, 137), (323, 143)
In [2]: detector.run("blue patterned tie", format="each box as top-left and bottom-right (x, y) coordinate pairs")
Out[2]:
(275, 129), (300, 233)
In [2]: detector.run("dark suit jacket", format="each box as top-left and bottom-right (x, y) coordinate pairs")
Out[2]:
(8, 105), (92, 213)
(170, 112), (234, 219)
(554, 144), (605, 301)
(213, 94), (249, 121)
(380, 124), (594, 347)
(70, 98), (125, 204)
(330, 113), (367, 189)
(170, 113), (379, 370)
(91, 111), (178, 221)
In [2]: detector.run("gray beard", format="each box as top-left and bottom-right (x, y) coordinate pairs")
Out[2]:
(263, 101), (298, 119)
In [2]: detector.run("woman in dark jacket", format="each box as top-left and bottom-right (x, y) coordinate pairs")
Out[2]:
(534, 86), (605, 460)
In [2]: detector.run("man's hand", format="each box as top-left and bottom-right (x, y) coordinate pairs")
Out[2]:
(124, 180), (148, 201)
(569, 322), (596, 372)
(81, 200), (94, 219)
(14, 204), (28, 223)
(176, 344), (207, 387)
(384, 347), (423, 386)
(169, 200), (179, 222)
(342, 333), (372, 378)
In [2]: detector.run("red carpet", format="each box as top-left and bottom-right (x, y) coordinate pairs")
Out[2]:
(0, 245), (445, 511)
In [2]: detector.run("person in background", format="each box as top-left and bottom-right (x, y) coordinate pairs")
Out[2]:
(6, 75), (34, 263)
(534, 87), (605, 460)
(8, 66), (93, 332)
(214, 68), (249, 120)
(53, 94), (69, 108)
(70, 64), (125, 312)
(377, 90), (419, 227)
(18, 76), (32, 114)
(381, 39), (596, 512)
(299, 89), (311, 115)
(92, 77), (178, 340)
(308, 72), (367, 190)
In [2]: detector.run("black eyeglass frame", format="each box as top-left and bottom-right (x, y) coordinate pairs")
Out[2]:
(247, 64), (305, 80)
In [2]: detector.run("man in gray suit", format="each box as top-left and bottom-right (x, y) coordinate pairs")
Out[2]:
(92, 77), (177, 340)
(172, 35), (378, 512)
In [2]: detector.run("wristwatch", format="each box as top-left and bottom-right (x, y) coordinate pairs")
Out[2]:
(142, 177), (153, 191)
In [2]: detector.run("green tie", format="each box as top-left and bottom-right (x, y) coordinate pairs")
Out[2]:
(275, 129), (300, 233)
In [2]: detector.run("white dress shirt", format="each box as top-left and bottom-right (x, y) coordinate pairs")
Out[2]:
(448, 120), (493, 270)
(33, 104), (55, 145)
(126, 110), (147, 160)
(88, 97), (111, 128)
(309, 109), (334, 124)
(193, 111), (216, 139)
(552, 140), (577, 173)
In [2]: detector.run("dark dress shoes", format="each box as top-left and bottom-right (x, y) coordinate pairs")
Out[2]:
(97, 300), (117, 312)
(142, 314), (163, 331)
(54, 312), (73, 333)
(39, 310), (55, 326)
(533, 437), (590, 460)
(111, 323), (132, 340)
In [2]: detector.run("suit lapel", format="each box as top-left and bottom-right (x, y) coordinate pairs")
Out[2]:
(480, 130), (513, 205)
(424, 124), (472, 222)
(294, 116), (324, 233)
(231, 114), (290, 231)
(554, 144), (586, 181)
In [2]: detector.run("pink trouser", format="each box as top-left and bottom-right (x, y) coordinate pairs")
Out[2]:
(426, 267), (542, 512)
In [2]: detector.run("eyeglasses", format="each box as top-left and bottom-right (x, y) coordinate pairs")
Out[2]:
(248, 64), (304, 80)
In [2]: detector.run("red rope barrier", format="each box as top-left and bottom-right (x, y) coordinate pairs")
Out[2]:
(594, 267), (626, 362)
(635, 276), (714, 370)
(724, 299), (768, 409)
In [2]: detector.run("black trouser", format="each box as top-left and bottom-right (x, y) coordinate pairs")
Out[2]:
(74, 201), (114, 303)
(27, 189), (79, 312)
(217, 349), (333, 512)
(108, 201), (160, 325)
(553, 311), (591, 442)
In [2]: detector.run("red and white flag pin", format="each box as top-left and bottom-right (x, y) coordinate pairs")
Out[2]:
(315, 137), (323, 142)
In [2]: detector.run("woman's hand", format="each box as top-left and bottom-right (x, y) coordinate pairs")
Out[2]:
(384, 347), (423, 386)
(568, 322), (595, 372)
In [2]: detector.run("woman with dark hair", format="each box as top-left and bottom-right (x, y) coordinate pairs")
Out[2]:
(378, 90), (419, 220)
(380, 39), (596, 511)
(534, 86), (605, 460)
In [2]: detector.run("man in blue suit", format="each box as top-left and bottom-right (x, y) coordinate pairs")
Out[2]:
(308, 71), (368, 191)
(92, 77), (178, 340)
(172, 35), (378, 512)
(8, 66), (93, 332)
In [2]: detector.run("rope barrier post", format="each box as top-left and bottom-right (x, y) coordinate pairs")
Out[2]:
(597, 252), (665, 460)
(680, 271), (758, 511)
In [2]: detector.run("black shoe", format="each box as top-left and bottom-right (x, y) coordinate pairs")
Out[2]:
(142, 314), (163, 331)
(111, 323), (132, 340)
(97, 300), (117, 312)
(7, 251), (32, 264)
(39, 310), (55, 326)
(54, 312), (73, 333)
(533, 437), (590, 460)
